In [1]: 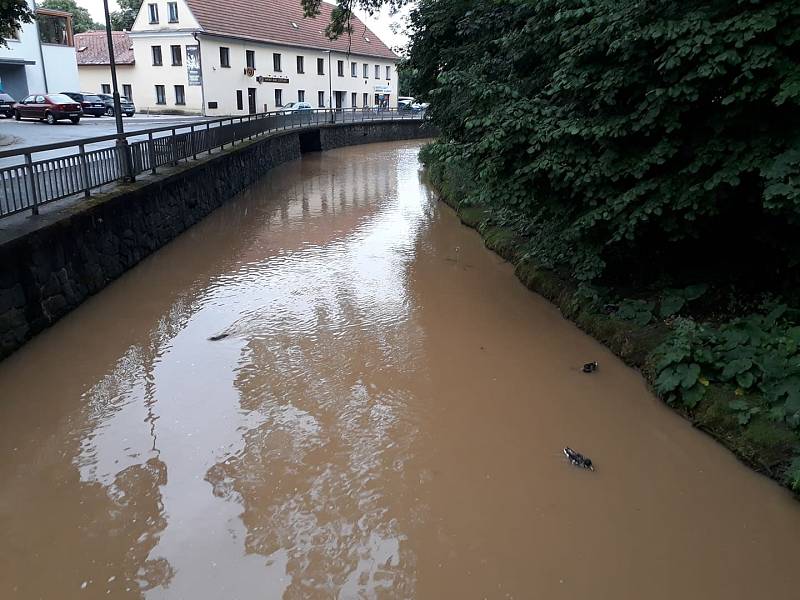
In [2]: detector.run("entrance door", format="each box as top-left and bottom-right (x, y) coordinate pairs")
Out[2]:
(247, 88), (256, 114)
(334, 91), (344, 109)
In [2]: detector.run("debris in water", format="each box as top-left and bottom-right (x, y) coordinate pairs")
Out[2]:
(208, 333), (229, 341)
(582, 361), (598, 373)
(564, 447), (594, 471)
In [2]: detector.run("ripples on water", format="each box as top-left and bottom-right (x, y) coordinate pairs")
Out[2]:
(1, 141), (800, 600)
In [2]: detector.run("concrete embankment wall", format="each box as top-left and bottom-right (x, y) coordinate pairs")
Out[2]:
(0, 120), (436, 360)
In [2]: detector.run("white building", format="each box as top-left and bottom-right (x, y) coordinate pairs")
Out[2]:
(0, 1), (79, 99)
(75, 30), (136, 101)
(123, 0), (398, 116)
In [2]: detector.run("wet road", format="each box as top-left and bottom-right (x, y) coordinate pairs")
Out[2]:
(0, 141), (799, 599)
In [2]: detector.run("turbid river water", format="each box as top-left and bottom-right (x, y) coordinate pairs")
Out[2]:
(1, 140), (799, 599)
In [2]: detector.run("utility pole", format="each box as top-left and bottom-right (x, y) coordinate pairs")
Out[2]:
(102, 0), (134, 182)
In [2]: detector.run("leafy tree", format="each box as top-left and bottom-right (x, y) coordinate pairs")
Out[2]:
(406, 0), (800, 288)
(301, 0), (408, 40)
(110, 0), (141, 31)
(0, 0), (33, 47)
(40, 0), (101, 33)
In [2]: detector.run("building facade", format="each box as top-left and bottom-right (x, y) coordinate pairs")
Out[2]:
(0, 2), (79, 99)
(126, 0), (398, 116)
(75, 31), (136, 101)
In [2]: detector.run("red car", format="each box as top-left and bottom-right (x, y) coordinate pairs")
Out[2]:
(13, 93), (82, 124)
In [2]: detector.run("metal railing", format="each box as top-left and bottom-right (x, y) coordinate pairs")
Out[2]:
(0, 107), (426, 219)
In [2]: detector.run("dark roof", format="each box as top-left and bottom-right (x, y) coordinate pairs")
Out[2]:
(74, 31), (135, 66)
(186, 0), (398, 60)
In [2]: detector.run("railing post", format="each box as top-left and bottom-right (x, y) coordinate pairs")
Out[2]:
(170, 128), (178, 165)
(24, 152), (39, 215)
(207, 122), (211, 155)
(78, 143), (90, 198)
(191, 125), (197, 160)
(148, 132), (157, 174)
(117, 138), (135, 183)
(231, 119), (236, 147)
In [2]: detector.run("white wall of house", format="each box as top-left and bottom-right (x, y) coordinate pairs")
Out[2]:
(132, 0), (200, 32)
(198, 37), (398, 117)
(128, 32), (202, 113)
(0, 0), (81, 97)
(127, 0), (397, 116)
(77, 64), (137, 97)
(41, 44), (79, 93)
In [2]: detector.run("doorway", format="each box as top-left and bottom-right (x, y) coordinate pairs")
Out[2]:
(334, 91), (344, 109)
(247, 88), (256, 114)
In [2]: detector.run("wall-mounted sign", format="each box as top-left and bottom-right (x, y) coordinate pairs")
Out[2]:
(186, 45), (202, 86)
(374, 84), (391, 93)
(256, 75), (290, 84)
(244, 67), (256, 77)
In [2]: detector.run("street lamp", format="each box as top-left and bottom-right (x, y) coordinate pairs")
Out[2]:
(101, 0), (134, 181)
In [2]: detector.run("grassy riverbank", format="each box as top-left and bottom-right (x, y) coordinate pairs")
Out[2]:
(423, 154), (800, 495)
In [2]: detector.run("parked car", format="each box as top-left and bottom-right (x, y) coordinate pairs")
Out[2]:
(281, 101), (313, 112)
(61, 92), (106, 117)
(0, 93), (16, 117)
(97, 93), (136, 117)
(398, 99), (423, 112)
(14, 94), (82, 124)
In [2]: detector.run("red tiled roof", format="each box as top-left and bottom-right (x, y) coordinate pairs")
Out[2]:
(186, 0), (398, 60)
(74, 31), (135, 65)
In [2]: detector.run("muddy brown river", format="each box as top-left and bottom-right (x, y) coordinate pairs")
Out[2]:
(1, 141), (799, 599)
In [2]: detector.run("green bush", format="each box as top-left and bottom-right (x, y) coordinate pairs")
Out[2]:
(408, 0), (800, 284)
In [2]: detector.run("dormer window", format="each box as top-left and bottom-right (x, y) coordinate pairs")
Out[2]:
(148, 3), (158, 24)
(168, 2), (178, 23)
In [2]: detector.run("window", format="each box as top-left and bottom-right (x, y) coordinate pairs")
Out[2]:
(337, 60), (344, 76)
(318, 90), (324, 108)
(351, 62), (357, 77)
(174, 85), (185, 105)
(219, 46), (230, 68)
(208, 101), (218, 109)
(246, 50), (255, 69)
(38, 11), (71, 45)
(274, 89), (282, 107)
(375, 64), (380, 79)
(122, 84), (132, 100)
(171, 45), (182, 66)
(236, 90), (243, 110)
(155, 85), (166, 105)
(363, 63), (368, 78)
(151, 45), (162, 66)
(101, 84), (111, 94)
(386, 65), (391, 80)
(147, 3), (158, 24)
(167, 1), (178, 22)
(351, 92), (357, 107)
(273, 53), (281, 72)
(296, 56), (304, 73)
(317, 58), (324, 75)
(363, 92), (368, 107)
(298, 90), (305, 102)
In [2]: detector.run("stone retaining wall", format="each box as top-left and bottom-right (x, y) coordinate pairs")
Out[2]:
(0, 120), (436, 360)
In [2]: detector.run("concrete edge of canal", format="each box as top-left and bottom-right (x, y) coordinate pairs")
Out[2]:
(0, 120), (438, 361)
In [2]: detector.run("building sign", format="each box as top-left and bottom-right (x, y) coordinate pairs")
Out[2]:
(186, 45), (202, 86)
(374, 84), (391, 93)
(256, 75), (290, 84)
